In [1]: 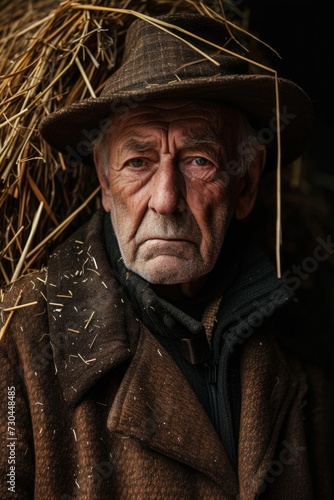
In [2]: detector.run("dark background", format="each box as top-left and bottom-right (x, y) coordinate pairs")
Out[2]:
(246, 0), (333, 165)
(244, 0), (334, 363)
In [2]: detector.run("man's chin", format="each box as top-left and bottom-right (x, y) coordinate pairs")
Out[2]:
(131, 255), (206, 285)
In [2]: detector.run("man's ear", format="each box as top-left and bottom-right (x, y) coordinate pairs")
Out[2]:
(234, 147), (266, 221)
(93, 148), (112, 212)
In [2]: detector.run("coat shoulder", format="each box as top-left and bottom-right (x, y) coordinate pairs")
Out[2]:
(1, 269), (49, 356)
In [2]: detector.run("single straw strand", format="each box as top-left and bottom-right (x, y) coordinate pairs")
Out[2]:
(0, 290), (22, 341)
(274, 73), (282, 278)
(11, 201), (44, 283)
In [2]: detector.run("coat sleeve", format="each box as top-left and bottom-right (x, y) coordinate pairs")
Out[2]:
(0, 278), (42, 500)
(0, 342), (35, 499)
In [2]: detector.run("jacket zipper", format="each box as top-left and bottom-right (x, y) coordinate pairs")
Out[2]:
(206, 349), (237, 470)
(207, 362), (220, 433)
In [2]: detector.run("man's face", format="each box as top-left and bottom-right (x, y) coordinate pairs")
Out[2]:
(95, 100), (257, 287)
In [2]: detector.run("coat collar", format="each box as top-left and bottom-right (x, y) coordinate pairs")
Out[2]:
(46, 211), (140, 405)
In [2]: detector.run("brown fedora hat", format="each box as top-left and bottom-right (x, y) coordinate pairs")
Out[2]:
(39, 13), (314, 168)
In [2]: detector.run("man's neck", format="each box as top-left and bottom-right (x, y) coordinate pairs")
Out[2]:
(151, 275), (208, 301)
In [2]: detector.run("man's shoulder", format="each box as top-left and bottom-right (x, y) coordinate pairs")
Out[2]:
(1, 268), (48, 314)
(0, 211), (107, 347)
(53, 209), (104, 252)
(0, 269), (49, 366)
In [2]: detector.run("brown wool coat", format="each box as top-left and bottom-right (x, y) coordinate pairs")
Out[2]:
(0, 212), (332, 499)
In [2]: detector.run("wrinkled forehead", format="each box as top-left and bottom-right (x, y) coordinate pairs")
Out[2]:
(112, 98), (237, 124)
(107, 98), (242, 144)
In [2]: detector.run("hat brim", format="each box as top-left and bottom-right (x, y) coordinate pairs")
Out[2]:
(39, 73), (314, 169)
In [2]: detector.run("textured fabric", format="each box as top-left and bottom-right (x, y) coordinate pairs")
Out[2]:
(39, 14), (314, 168)
(0, 211), (332, 499)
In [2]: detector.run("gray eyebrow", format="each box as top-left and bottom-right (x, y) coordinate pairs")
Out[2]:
(123, 134), (222, 150)
(123, 138), (156, 151)
(182, 136), (221, 148)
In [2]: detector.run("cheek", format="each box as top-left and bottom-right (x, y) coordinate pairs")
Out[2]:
(107, 174), (149, 240)
(109, 170), (149, 208)
(188, 183), (236, 245)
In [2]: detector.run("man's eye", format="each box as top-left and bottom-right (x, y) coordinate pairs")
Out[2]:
(127, 158), (145, 168)
(192, 157), (211, 166)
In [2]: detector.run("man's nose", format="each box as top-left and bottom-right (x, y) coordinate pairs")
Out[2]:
(148, 156), (186, 215)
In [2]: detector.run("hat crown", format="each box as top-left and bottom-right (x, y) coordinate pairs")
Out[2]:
(101, 14), (248, 96)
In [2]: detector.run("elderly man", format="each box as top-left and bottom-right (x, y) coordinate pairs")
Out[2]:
(0, 13), (331, 500)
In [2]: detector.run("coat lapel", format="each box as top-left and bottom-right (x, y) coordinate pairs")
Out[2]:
(46, 212), (140, 406)
(107, 327), (239, 496)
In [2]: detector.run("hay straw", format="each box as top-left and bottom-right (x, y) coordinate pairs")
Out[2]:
(0, 0), (281, 289)
(0, 290), (23, 341)
(3, 301), (38, 312)
(11, 201), (44, 283)
(274, 76), (282, 278)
